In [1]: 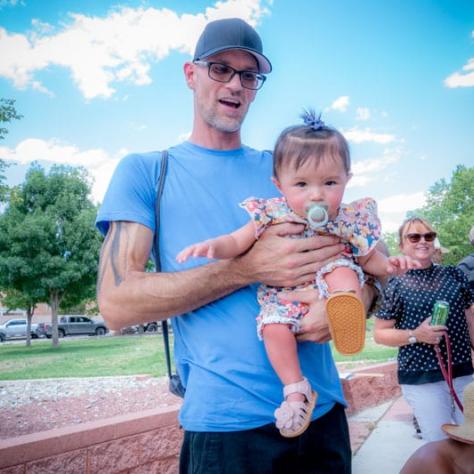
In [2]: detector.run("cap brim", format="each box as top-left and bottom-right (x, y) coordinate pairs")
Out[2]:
(442, 424), (474, 445)
(197, 46), (272, 74)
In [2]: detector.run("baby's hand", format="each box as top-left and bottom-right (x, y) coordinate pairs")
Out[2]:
(176, 241), (214, 263)
(386, 255), (421, 275)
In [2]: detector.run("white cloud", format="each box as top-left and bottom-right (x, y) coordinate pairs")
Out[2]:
(378, 192), (426, 232)
(0, 0), (23, 9)
(328, 96), (349, 112)
(0, 138), (120, 202)
(343, 127), (395, 144)
(348, 151), (401, 189)
(444, 57), (474, 88)
(356, 107), (370, 121)
(0, 0), (270, 99)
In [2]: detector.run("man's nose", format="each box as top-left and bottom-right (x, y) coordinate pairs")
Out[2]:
(226, 72), (243, 91)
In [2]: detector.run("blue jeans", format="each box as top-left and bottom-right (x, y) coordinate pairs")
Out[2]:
(180, 403), (351, 474)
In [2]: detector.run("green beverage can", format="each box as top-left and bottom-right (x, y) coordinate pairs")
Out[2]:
(431, 300), (449, 326)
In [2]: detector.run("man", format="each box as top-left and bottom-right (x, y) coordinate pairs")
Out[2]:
(458, 226), (474, 291)
(97, 18), (375, 473)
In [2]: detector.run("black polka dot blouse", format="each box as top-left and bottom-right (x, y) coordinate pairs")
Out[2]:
(376, 264), (474, 385)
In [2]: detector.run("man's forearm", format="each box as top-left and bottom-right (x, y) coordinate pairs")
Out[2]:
(99, 258), (251, 330)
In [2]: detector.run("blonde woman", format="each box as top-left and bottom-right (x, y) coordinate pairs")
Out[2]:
(374, 217), (474, 442)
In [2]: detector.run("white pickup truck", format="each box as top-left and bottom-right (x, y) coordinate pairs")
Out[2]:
(0, 319), (47, 342)
(45, 316), (108, 338)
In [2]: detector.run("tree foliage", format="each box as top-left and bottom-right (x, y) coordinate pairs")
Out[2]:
(410, 165), (474, 265)
(0, 98), (22, 202)
(0, 164), (102, 347)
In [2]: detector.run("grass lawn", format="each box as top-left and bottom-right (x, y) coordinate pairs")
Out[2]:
(0, 335), (168, 380)
(0, 320), (397, 380)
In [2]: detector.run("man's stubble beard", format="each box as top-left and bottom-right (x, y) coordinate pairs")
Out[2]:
(200, 100), (249, 134)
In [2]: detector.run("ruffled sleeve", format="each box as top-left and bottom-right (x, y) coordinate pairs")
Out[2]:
(239, 197), (287, 238)
(332, 197), (381, 256)
(451, 266), (474, 309)
(376, 277), (403, 322)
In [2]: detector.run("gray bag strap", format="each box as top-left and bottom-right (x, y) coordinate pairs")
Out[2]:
(153, 151), (173, 377)
(153, 150), (186, 397)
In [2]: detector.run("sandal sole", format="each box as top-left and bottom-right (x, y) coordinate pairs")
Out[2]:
(326, 292), (366, 355)
(280, 390), (318, 438)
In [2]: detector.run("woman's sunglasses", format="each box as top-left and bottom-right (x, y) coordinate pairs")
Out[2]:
(404, 232), (437, 243)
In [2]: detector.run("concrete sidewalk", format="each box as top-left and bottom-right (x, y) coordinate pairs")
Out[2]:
(349, 396), (425, 473)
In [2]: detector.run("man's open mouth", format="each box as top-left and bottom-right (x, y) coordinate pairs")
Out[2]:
(219, 98), (241, 109)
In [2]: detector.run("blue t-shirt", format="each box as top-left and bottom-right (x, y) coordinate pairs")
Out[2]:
(96, 141), (345, 431)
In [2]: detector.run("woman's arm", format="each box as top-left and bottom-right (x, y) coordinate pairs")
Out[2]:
(176, 221), (257, 262)
(374, 317), (446, 347)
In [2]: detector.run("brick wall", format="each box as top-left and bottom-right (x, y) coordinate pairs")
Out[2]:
(0, 362), (399, 474)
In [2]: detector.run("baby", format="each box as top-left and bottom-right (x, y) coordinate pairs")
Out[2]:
(177, 110), (416, 437)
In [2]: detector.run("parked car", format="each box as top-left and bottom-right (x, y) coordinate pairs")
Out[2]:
(45, 316), (108, 338)
(0, 319), (47, 342)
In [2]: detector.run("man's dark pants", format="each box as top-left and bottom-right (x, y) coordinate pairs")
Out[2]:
(180, 403), (351, 474)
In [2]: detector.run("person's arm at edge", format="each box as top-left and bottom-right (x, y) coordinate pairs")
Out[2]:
(97, 221), (345, 330)
(466, 303), (474, 348)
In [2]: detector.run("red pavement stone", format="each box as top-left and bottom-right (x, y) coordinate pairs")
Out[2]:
(382, 396), (413, 422)
(348, 420), (375, 454)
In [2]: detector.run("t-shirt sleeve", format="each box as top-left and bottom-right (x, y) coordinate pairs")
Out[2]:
(376, 277), (403, 321)
(95, 153), (159, 236)
(337, 197), (381, 257)
(452, 266), (474, 309)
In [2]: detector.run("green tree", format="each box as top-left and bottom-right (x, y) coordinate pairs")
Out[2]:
(0, 164), (102, 347)
(1, 289), (43, 346)
(411, 165), (474, 265)
(0, 98), (22, 202)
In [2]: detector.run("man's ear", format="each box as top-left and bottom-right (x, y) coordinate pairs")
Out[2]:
(183, 62), (195, 90)
(347, 172), (353, 183)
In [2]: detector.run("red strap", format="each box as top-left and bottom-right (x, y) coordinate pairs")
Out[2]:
(434, 332), (463, 413)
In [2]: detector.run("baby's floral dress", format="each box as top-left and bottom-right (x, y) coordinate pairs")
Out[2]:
(240, 196), (381, 339)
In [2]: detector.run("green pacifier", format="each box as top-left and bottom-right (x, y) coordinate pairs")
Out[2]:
(306, 203), (329, 229)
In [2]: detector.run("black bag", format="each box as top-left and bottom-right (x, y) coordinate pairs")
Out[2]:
(154, 150), (186, 398)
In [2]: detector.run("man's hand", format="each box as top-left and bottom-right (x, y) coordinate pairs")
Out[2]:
(235, 223), (345, 288)
(278, 288), (332, 343)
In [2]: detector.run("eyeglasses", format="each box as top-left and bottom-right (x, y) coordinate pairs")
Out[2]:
(193, 61), (266, 90)
(404, 232), (437, 243)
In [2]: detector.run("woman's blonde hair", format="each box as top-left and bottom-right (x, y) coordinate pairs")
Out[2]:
(398, 216), (436, 246)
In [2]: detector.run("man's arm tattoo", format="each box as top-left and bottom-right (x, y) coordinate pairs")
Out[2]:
(97, 223), (129, 295)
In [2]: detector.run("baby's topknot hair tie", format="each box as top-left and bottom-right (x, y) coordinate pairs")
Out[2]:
(301, 108), (325, 131)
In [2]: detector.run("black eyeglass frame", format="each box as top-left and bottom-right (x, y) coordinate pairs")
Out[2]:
(193, 60), (267, 90)
(404, 232), (437, 243)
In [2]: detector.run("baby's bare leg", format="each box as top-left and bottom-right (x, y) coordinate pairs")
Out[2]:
(262, 323), (304, 402)
(324, 265), (362, 298)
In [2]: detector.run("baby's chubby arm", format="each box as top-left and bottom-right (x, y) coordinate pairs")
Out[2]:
(358, 249), (420, 277)
(176, 221), (257, 262)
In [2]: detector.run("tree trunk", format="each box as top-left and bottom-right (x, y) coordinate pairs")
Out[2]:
(50, 291), (60, 348)
(25, 307), (33, 347)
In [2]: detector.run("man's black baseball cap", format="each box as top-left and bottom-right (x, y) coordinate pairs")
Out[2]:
(193, 18), (272, 74)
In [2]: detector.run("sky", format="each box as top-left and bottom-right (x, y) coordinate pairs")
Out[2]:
(0, 0), (473, 232)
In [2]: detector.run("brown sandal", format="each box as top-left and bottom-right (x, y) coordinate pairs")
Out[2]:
(326, 291), (366, 355)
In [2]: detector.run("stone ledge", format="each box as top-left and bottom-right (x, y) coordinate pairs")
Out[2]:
(0, 362), (400, 473)
(0, 404), (181, 469)
(341, 361), (400, 414)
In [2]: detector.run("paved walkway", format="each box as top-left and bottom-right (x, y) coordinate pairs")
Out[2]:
(349, 396), (425, 473)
